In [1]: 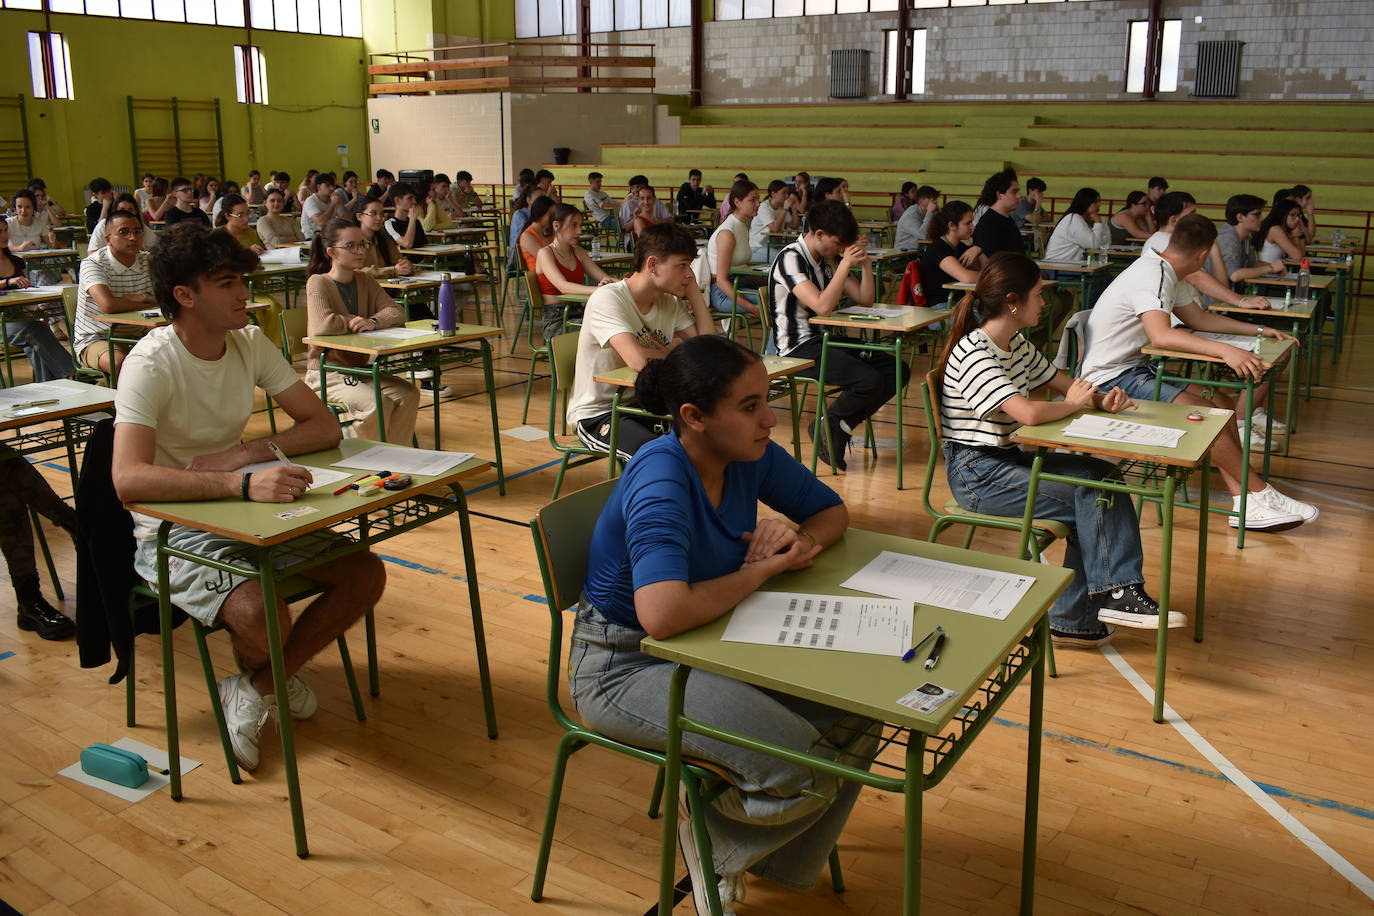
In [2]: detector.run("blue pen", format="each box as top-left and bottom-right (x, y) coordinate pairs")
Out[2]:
(901, 625), (942, 663)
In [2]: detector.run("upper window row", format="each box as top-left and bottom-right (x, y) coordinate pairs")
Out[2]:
(0, 0), (362, 38)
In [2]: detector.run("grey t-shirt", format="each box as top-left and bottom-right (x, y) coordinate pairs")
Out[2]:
(1215, 224), (1253, 291)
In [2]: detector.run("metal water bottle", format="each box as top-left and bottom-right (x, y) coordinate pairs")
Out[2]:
(438, 272), (456, 334)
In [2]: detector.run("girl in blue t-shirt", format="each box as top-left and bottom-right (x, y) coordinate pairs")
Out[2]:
(571, 335), (878, 914)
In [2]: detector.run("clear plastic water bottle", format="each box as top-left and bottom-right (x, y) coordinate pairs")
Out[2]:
(437, 272), (456, 334)
(1333, 227), (1343, 245)
(591, 233), (601, 258)
(1251, 330), (1264, 354)
(1295, 258), (1311, 303)
(1284, 288), (1293, 308)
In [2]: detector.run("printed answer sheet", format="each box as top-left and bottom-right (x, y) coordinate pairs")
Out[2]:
(235, 460), (354, 491)
(841, 551), (1035, 620)
(1062, 414), (1184, 448)
(332, 445), (475, 476)
(1195, 331), (1261, 349)
(722, 592), (911, 656)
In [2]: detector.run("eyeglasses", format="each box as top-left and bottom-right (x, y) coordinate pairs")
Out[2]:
(228, 211), (249, 219)
(330, 240), (373, 252)
(113, 227), (145, 237)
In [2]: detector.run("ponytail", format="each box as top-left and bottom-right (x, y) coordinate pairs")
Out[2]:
(634, 335), (761, 430)
(934, 252), (1042, 376)
(306, 217), (359, 276)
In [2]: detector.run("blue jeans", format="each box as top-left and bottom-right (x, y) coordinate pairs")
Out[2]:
(1, 318), (72, 382)
(943, 443), (1145, 635)
(569, 598), (880, 888)
(1095, 364), (1186, 403)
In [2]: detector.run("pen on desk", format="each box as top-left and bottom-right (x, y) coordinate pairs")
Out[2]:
(849, 314), (882, 321)
(923, 632), (947, 670)
(901, 625), (942, 663)
(267, 441), (292, 466)
(333, 472), (378, 495)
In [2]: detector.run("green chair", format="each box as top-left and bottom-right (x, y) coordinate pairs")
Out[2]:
(59, 286), (107, 386)
(519, 270), (551, 425)
(545, 331), (606, 498)
(276, 306), (358, 437)
(528, 481), (844, 907)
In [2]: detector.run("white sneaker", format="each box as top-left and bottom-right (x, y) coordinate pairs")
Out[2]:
(218, 674), (270, 770)
(1252, 408), (1287, 434)
(1243, 425), (1279, 453)
(411, 369), (435, 380)
(284, 675), (319, 719)
(1229, 493), (1304, 531)
(678, 787), (735, 915)
(421, 382), (454, 398)
(1260, 485), (1319, 522)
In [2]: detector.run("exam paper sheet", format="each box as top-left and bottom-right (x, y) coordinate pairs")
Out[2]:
(0, 382), (72, 408)
(365, 327), (434, 340)
(840, 551), (1035, 620)
(236, 461), (354, 491)
(1061, 414), (1184, 448)
(722, 592), (911, 655)
(331, 445), (475, 476)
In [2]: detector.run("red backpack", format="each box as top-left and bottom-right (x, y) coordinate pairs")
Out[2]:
(895, 259), (927, 307)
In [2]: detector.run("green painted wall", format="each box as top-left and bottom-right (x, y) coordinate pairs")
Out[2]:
(0, 9), (368, 208)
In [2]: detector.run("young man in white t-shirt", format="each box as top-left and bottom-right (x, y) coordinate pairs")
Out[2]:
(1080, 215), (1316, 532)
(112, 223), (387, 771)
(566, 223), (716, 459)
(301, 172), (348, 240)
(74, 209), (155, 375)
(583, 171), (614, 230)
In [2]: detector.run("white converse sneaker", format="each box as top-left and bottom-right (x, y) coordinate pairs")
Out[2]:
(1252, 408), (1287, 434)
(284, 675), (319, 719)
(218, 673), (270, 770)
(1229, 493), (1304, 531)
(678, 786), (732, 915)
(1238, 420), (1280, 452)
(1260, 485), (1319, 522)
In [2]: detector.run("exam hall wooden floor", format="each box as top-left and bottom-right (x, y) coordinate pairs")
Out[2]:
(4, 301), (1373, 916)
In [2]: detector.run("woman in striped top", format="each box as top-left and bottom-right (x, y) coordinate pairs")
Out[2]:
(937, 252), (1176, 643)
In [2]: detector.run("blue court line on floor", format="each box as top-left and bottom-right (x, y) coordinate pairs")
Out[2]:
(992, 716), (1374, 822)
(464, 457), (565, 496)
(0, 651), (15, 661)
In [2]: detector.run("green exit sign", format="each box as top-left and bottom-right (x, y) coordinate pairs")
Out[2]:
(371, 118), (379, 134)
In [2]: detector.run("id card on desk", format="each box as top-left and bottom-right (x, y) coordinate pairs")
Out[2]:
(896, 683), (957, 713)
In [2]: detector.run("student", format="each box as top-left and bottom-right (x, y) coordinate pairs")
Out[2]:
(518, 195), (557, 271)
(112, 222), (387, 771)
(619, 174), (650, 229)
(508, 185), (544, 271)
(419, 177), (456, 233)
(511, 168), (537, 209)
(1080, 215), (1316, 530)
(1290, 184), (1316, 242)
(892, 181), (918, 221)
(85, 177), (114, 233)
(296, 170), (319, 209)
(1217, 194), (1285, 287)
(1144, 176), (1169, 231)
(703, 180), (761, 317)
(384, 183), (424, 252)
(304, 219), (421, 442)
(1110, 191), (1151, 244)
(0, 220), (73, 381)
(135, 173), (157, 212)
(301, 173), (348, 240)
(792, 172), (812, 211)
(271, 171), (297, 213)
(210, 180), (241, 225)
(162, 177), (211, 228)
(7, 189), (58, 252)
(750, 180), (800, 263)
(215, 194), (266, 255)
(1044, 187), (1112, 262)
(584, 171), (615, 230)
(28, 179), (66, 220)
(919, 200), (981, 308)
(143, 177), (169, 222)
(357, 198), (415, 279)
(940, 253), (1174, 637)
(566, 222), (714, 459)
(453, 170), (484, 213)
(337, 171), (361, 211)
(769, 200), (907, 470)
(1012, 177), (1046, 230)
(364, 169), (395, 209)
(1256, 198), (1307, 265)
(677, 168), (716, 222)
(813, 176), (850, 207)
(256, 187), (304, 249)
(243, 169), (267, 205)
(969, 169), (1023, 260)
(719, 172), (750, 220)
(971, 168), (1017, 227)
(894, 184), (939, 251)
(570, 332), (876, 915)
(535, 168), (560, 202)
(629, 185), (673, 241)
(74, 209), (155, 376)
(534, 203), (614, 339)
(1, 443), (77, 640)
(90, 194), (155, 252)
(198, 177), (222, 215)
(191, 173), (207, 201)
(429, 173), (459, 221)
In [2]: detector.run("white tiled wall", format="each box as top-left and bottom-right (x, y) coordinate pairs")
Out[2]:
(566, 0), (1374, 102)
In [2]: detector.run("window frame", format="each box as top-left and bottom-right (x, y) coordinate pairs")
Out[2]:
(1, 0), (362, 38)
(28, 30), (75, 101)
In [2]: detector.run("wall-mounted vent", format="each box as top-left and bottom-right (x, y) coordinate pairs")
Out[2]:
(1193, 40), (1244, 98)
(829, 49), (870, 100)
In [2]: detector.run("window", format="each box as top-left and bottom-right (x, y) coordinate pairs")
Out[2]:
(233, 44), (268, 105)
(1126, 19), (1181, 93)
(2, 0), (362, 37)
(516, 0), (690, 37)
(28, 31), (75, 100)
(881, 28), (927, 96)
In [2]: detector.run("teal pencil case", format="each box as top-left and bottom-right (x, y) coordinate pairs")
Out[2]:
(80, 743), (149, 789)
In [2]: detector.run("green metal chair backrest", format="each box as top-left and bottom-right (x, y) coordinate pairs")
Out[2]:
(919, 370), (947, 521)
(278, 305), (309, 362)
(546, 330), (580, 451)
(531, 479), (618, 729)
(523, 269), (544, 351)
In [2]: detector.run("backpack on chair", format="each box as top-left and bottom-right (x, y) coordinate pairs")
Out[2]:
(895, 259), (927, 307)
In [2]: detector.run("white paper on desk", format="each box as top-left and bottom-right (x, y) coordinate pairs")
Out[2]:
(0, 382), (72, 408)
(412, 270), (476, 282)
(841, 550), (1035, 620)
(366, 327), (434, 340)
(839, 306), (908, 319)
(722, 591), (911, 656)
(235, 460), (354, 491)
(258, 246), (304, 265)
(1194, 331), (1260, 349)
(25, 284), (73, 294)
(331, 444), (474, 476)
(1061, 414), (1184, 449)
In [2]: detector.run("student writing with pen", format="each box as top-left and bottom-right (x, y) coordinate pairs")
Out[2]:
(936, 252), (1173, 646)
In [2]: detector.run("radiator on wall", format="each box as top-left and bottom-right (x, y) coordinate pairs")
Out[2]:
(829, 49), (870, 99)
(1193, 40), (1244, 98)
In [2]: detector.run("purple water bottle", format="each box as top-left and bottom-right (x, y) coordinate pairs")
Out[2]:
(437, 272), (456, 335)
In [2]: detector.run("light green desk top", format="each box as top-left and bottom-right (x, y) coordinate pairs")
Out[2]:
(93, 300), (269, 328)
(1142, 334), (1294, 371)
(1036, 259), (1111, 274)
(127, 438), (491, 547)
(14, 247), (78, 259)
(303, 318), (502, 357)
(401, 243), (496, 256)
(247, 263), (307, 278)
(595, 355), (814, 388)
(1012, 399), (1232, 468)
(1283, 255), (1352, 269)
(1210, 297), (1318, 320)
(0, 287), (65, 309)
(809, 305), (951, 332)
(555, 293), (590, 304)
(943, 280), (1059, 292)
(0, 378), (113, 431)
(641, 528), (1071, 734)
(1249, 273), (1335, 290)
(377, 272), (487, 291)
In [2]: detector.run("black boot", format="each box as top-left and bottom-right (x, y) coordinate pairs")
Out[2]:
(17, 591), (75, 641)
